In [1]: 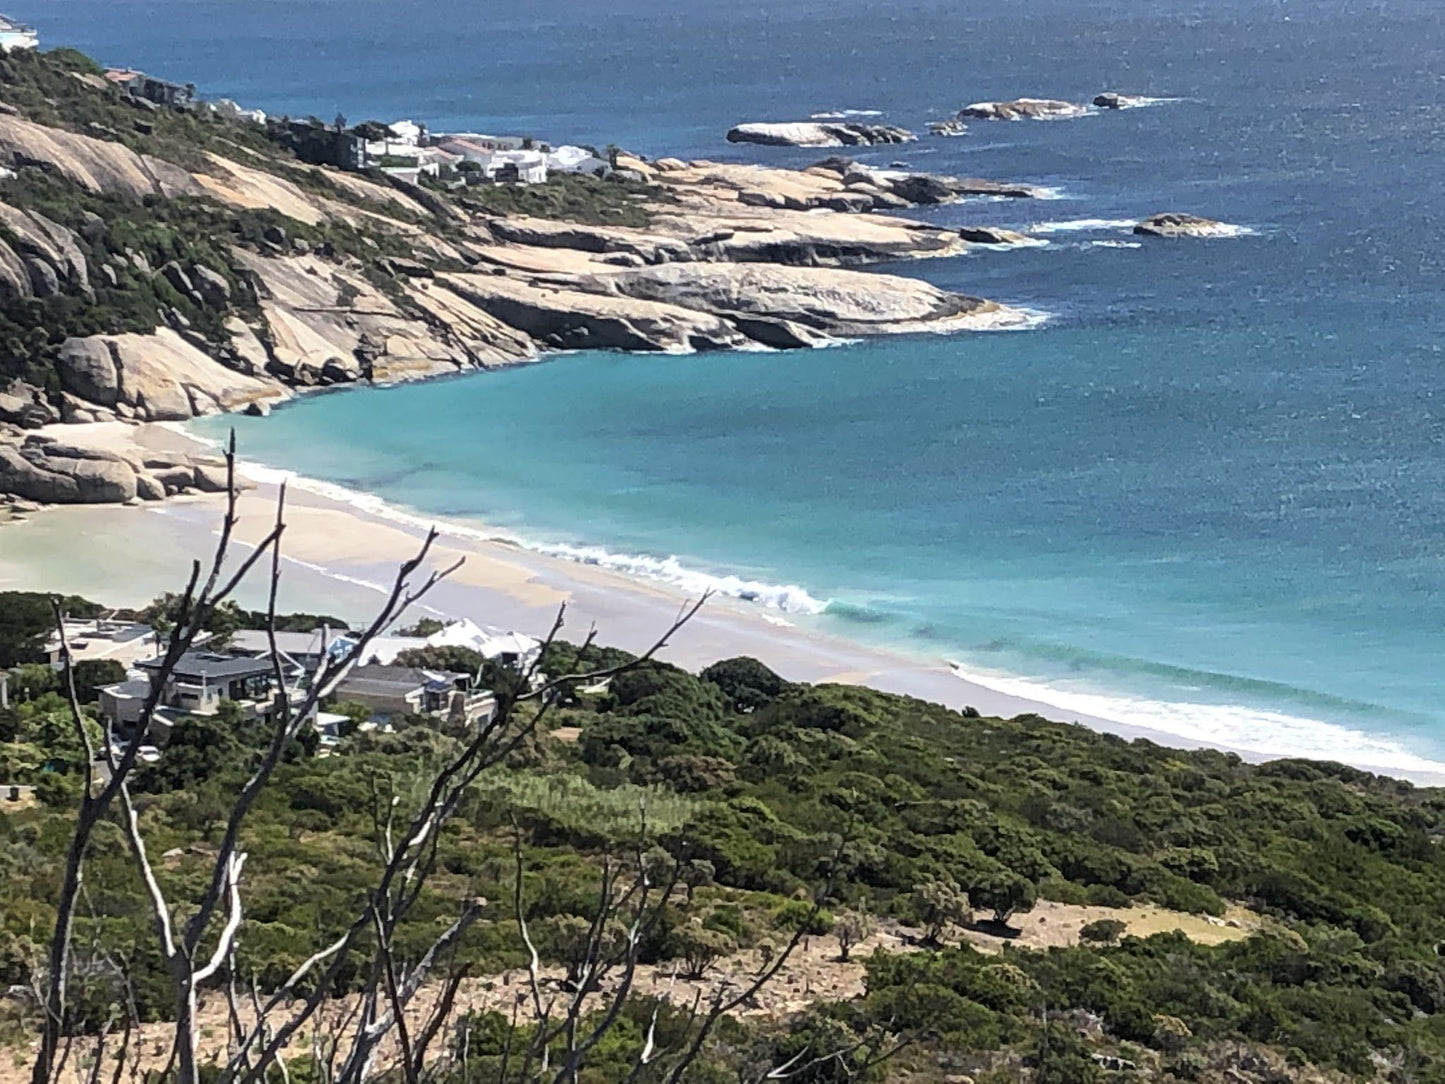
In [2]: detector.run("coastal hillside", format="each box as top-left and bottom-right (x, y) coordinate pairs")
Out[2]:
(0, 47), (1052, 504)
(5, 590), (1445, 1082)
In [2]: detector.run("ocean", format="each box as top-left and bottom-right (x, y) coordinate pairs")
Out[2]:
(28, 0), (1445, 771)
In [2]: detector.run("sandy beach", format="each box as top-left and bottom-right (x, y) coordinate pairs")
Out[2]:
(4, 420), (1444, 786)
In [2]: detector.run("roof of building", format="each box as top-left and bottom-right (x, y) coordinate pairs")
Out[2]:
(101, 678), (153, 699)
(227, 628), (342, 658)
(104, 68), (142, 83)
(335, 665), (467, 699)
(136, 652), (275, 682)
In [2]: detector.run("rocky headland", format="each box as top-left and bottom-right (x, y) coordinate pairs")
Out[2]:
(725, 121), (915, 147)
(0, 49), (1065, 506)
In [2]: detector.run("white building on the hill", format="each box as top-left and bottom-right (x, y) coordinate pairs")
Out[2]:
(0, 15), (37, 51)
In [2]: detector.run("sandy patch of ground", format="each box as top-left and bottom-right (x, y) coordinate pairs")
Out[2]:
(0, 901), (1259, 1084)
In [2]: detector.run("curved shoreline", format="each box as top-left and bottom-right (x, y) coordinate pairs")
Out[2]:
(15, 417), (1436, 786)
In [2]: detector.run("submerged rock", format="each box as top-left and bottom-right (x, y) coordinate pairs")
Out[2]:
(959, 226), (1031, 246)
(927, 119), (969, 137)
(958, 98), (1087, 121)
(726, 122), (916, 148)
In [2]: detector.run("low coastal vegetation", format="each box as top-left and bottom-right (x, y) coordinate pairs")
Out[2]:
(5, 590), (1445, 1081)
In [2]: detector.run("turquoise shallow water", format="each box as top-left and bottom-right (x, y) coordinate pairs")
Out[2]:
(33, 0), (1445, 769)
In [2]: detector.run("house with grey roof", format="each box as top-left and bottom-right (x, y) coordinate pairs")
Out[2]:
(333, 665), (496, 727)
(99, 651), (288, 742)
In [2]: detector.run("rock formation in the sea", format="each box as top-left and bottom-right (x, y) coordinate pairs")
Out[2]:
(597, 262), (1023, 338)
(1093, 92), (1151, 110)
(1133, 213), (1237, 238)
(927, 119), (968, 137)
(0, 432), (245, 504)
(958, 99), (1088, 121)
(726, 122), (916, 148)
(958, 226), (1032, 246)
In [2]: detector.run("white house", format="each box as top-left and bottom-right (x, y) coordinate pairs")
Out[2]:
(339, 619), (542, 672)
(387, 119), (424, 146)
(434, 135), (551, 184)
(548, 145), (611, 176)
(211, 98), (267, 125)
(0, 15), (37, 52)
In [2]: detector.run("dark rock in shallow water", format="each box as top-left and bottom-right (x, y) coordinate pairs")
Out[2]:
(887, 173), (957, 205)
(959, 226), (1031, 245)
(1133, 212), (1236, 238)
(1093, 92), (1151, 109)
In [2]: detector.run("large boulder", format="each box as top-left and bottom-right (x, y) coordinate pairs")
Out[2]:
(57, 337), (120, 406)
(601, 262), (1012, 339)
(957, 99), (1087, 121)
(439, 271), (750, 353)
(886, 173), (958, 205)
(726, 122), (916, 148)
(0, 202), (90, 301)
(0, 438), (139, 503)
(959, 226), (1032, 245)
(0, 382), (59, 428)
(0, 114), (202, 200)
(105, 329), (284, 419)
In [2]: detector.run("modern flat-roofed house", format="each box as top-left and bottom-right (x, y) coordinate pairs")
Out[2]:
(104, 68), (194, 108)
(0, 15), (36, 51)
(99, 652), (284, 742)
(436, 137), (549, 185)
(45, 617), (165, 669)
(333, 665), (496, 727)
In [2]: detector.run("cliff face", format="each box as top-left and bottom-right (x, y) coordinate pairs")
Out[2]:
(0, 49), (1045, 502)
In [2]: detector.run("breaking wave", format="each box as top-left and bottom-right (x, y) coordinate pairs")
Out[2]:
(234, 461), (831, 616)
(946, 661), (1445, 778)
(1027, 217), (1137, 234)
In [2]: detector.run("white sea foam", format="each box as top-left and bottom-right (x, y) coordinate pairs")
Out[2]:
(235, 460), (832, 616)
(1027, 217), (1136, 234)
(1086, 239), (1143, 250)
(1099, 95), (1187, 109)
(809, 109), (884, 119)
(945, 661), (1445, 778)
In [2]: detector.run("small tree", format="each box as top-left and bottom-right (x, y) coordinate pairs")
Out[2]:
(1078, 917), (1128, 946)
(911, 875), (969, 945)
(674, 922), (734, 980)
(681, 857), (715, 904)
(834, 908), (876, 962)
(969, 870), (1038, 928)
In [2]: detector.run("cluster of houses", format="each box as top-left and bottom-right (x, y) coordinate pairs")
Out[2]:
(31, 614), (544, 761)
(283, 115), (613, 186)
(5, 7), (604, 191)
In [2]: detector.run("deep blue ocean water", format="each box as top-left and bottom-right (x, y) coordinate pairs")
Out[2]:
(32, 0), (1445, 770)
